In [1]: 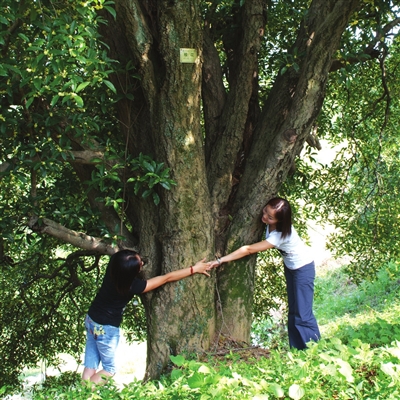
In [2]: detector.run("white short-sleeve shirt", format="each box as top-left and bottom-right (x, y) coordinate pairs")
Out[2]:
(265, 225), (314, 270)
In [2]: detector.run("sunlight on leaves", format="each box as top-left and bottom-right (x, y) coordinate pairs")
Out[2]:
(289, 383), (305, 399)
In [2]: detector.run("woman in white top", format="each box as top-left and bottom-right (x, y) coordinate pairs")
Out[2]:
(208, 197), (320, 349)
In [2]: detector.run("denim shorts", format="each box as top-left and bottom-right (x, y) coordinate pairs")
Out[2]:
(84, 314), (120, 374)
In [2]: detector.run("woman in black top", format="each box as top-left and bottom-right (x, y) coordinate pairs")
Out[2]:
(82, 249), (210, 384)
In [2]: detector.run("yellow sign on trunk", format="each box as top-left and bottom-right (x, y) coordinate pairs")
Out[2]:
(180, 48), (198, 63)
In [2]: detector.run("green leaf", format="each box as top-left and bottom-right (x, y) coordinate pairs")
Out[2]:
(25, 97), (34, 109)
(142, 161), (154, 172)
(103, 79), (117, 94)
(187, 372), (206, 388)
(381, 362), (397, 377)
(142, 189), (152, 198)
(170, 354), (186, 367)
(3, 64), (21, 75)
(74, 95), (84, 108)
(50, 95), (59, 107)
(113, 200), (120, 211)
(198, 365), (211, 374)
(269, 383), (284, 397)
(18, 33), (30, 42)
(288, 383), (305, 399)
(160, 181), (171, 190)
(336, 359), (354, 383)
(104, 6), (117, 19)
(76, 82), (91, 93)
(152, 192), (160, 205)
(0, 65), (7, 77)
(134, 181), (141, 195)
(170, 369), (183, 380)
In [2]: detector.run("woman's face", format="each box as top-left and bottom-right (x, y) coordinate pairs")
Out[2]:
(261, 205), (279, 226)
(137, 255), (146, 272)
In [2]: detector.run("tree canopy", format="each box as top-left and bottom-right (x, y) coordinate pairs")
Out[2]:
(1, 0), (400, 387)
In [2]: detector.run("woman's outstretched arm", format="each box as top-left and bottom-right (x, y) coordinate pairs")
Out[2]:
(208, 240), (275, 269)
(142, 258), (210, 293)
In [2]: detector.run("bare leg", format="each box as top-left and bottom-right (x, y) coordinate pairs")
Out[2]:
(82, 367), (113, 384)
(90, 369), (113, 384)
(82, 367), (96, 380)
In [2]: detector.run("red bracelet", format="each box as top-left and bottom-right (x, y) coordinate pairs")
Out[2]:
(190, 266), (193, 275)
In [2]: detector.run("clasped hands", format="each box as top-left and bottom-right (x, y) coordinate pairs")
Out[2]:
(193, 257), (224, 276)
(205, 257), (222, 271)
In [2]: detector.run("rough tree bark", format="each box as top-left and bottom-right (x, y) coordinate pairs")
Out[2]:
(97, 0), (216, 379)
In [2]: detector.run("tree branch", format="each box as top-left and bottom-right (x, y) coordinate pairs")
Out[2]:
(226, 0), (362, 246)
(330, 17), (400, 72)
(202, 27), (227, 163)
(116, 0), (159, 101)
(28, 216), (119, 255)
(69, 150), (105, 164)
(205, 0), (266, 216)
(0, 162), (11, 173)
(0, 150), (113, 180)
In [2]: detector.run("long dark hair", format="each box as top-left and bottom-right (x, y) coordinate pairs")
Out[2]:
(109, 250), (142, 297)
(266, 197), (292, 239)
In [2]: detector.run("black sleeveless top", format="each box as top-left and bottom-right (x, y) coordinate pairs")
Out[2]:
(87, 263), (147, 327)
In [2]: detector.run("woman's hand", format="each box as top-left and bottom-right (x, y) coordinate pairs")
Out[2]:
(207, 260), (221, 270)
(193, 258), (211, 277)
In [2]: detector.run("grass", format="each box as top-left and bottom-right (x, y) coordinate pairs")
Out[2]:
(314, 260), (400, 347)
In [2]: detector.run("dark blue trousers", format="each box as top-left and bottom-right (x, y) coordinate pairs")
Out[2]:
(284, 261), (321, 350)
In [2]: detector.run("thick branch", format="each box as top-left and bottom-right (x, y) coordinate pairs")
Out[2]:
(28, 216), (119, 255)
(69, 150), (105, 164)
(0, 150), (111, 181)
(205, 0), (266, 217)
(0, 162), (11, 173)
(330, 48), (380, 72)
(202, 27), (227, 162)
(115, 0), (159, 103)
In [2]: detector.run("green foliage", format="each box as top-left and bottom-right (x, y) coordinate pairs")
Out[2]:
(13, 338), (400, 399)
(9, 260), (399, 399)
(281, 33), (400, 282)
(0, 245), (97, 387)
(252, 250), (287, 325)
(1, 0), (400, 391)
(315, 261), (400, 347)
(0, 0), (173, 236)
(251, 314), (288, 351)
(0, 0), (171, 387)
(1, 0), (116, 238)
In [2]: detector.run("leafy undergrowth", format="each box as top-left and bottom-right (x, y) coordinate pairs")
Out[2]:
(10, 337), (400, 399)
(314, 260), (400, 348)
(2, 262), (400, 399)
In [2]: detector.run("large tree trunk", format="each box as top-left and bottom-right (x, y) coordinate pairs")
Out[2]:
(98, 0), (361, 379)
(101, 0), (216, 380)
